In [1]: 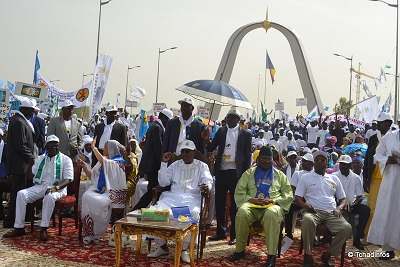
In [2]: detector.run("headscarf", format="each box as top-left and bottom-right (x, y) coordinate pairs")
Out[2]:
(97, 140), (126, 193)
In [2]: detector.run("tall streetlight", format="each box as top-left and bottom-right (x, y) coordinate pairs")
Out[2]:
(368, 0), (399, 120)
(96, 0), (112, 64)
(155, 46), (178, 103)
(333, 53), (353, 104)
(125, 65), (141, 111)
(82, 73), (94, 86)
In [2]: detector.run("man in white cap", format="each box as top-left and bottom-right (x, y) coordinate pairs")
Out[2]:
(208, 107), (252, 244)
(3, 135), (73, 241)
(133, 108), (174, 209)
(147, 140), (212, 263)
(363, 112), (393, 234)
(365, 120), (378, 141)
(80, 135), (93, 166)
(93, 105), (127, 166)
(4, 97), (36, 228)
(47, 100), (81, 159)
(163, 97), (206, 159)
(333, 155), (369, 250)
(296, 150), (352, 267)
(285, 152), (314, 238)
(367, 115), (400, 260)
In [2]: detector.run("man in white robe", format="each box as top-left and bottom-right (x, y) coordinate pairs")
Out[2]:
(3, 135), (73, 241)
(367, 129), (400, 260)
(147, 140), (213, 263)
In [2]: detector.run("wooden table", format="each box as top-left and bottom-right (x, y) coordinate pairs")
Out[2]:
(114, 216), (198, 267)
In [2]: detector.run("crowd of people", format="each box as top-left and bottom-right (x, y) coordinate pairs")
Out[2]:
(0, 95), (399, 267)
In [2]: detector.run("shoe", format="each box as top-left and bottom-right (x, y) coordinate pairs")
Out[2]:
(229, 251), (245, 261)
(265, 255), (276, 267)
(208, 233), (226, 241)
(303, 254), (314, 267)
(228, 239), (236, 245)
(39, 228), (48, 242)
(353, 240), (365, 250)
(181, 250), (191, 264)
(3, 228), (25, 238)
(321, 252), (334, 267)
(379, 251), (395, 260)
(147, 246), (169, 258)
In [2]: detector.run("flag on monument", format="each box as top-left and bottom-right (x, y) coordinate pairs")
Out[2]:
(356, 96), (379, 122)
(266, 51), (276, 83)
(91, 54), (112, 116)
(33, 50), (41, 85)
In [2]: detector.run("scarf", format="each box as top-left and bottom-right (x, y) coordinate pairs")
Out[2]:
(96, 155), (127, 194)
(254, 166), (273, 199)
(33, 153), (62, 185)
(15, 111), (35, 133)
(177, 116), (194, 151)
(0, 140), (4, 164)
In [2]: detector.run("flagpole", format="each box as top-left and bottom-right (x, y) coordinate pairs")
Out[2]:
(257, 73), (261, 120)
(264, 70), (267, 105)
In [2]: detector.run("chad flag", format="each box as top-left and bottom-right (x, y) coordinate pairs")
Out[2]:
(266, 51), (276, 83)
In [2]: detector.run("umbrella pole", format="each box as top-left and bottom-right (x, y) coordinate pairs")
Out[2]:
(208, 100), (216, 126)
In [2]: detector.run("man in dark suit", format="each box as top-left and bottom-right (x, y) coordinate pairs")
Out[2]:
(162, 98), (206, 159)
(133, 108), (174, 210)
(4, 98), (36, 228)
(47, 100), (81, 159)
(93, 105), (127, 166)
(31, 106), (46, 155)
(208, 107), (252, 244)
(363, 113), (392, 192)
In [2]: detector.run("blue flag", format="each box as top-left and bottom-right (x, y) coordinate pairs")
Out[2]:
(33, 50), (40, 85)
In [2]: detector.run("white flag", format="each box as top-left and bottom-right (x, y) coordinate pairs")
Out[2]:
(355, 96), (379, 123)
(130, 86), (146, 101)
(91, 54), (112, 116)
(305, 106), (319, 121)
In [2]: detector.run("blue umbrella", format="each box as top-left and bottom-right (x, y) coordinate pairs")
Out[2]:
(176, 79), (253, 110)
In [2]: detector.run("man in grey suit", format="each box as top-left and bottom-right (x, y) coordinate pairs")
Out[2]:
(47, 100), (81, 159)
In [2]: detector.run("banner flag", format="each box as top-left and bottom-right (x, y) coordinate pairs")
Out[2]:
(356, 96), (380, 123)
(266, 51), (276, 83)
(33, 50), (41, 85)
(91, 54), (112, 116)
(305, 106), (319, 121)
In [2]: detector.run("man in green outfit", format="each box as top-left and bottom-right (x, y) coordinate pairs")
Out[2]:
(230, 146), (293, 267)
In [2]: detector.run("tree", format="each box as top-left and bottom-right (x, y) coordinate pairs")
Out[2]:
(334, 97), (352, 115)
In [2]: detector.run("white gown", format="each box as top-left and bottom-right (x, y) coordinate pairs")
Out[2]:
(81, 159), (127, 243)
(151, 159), (213, 221)
(367, 130), (400, 249)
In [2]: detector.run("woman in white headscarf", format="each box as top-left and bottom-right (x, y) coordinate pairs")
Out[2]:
(81, 139), (128, 244)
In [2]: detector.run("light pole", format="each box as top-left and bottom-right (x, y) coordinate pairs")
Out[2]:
(96, 0), (112, 64)
(82, 73), (94, 87)
(155, 46), (178, 103)
(125, 65), (141, 111)
(368, 0), (399, 120)
(333, 53), (353, 103)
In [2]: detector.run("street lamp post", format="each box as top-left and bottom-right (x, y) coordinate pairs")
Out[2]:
(368, 0), (399, 120)
(96, 0), (112, 64)
(333, 53), (353, 104)
(155, 46), (178, 103)
(125, 65), (141, 111)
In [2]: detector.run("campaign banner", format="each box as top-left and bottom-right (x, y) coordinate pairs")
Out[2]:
(296, 98), (307, 107)
(197, 106), (210, 118)
(91, 54), (113, 116)
(48, 86), (90, 108)
(15, 82), (48, 100)
(153, 103), (166, 113)
(125, 99), (138, 108)
(275, 102), (284, 111)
